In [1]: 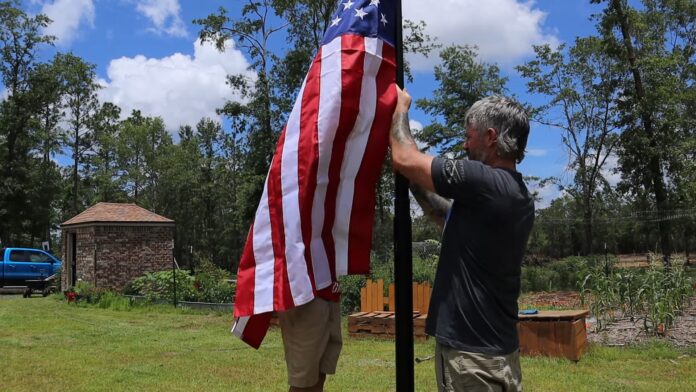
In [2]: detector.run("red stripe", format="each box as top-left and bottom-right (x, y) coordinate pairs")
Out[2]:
(240, 313), (272, 350)
(348, 44), (397, 274)
(268, 128), (294, 310)
(322, 35), (366, 281)
(297, 49), (323, 291)
(234, 224), (256, 317)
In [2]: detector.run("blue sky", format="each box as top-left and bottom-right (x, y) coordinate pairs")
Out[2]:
(21, 0), (617, 207)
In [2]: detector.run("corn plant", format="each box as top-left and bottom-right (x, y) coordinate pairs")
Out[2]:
(615, 270), (640, 321)
(583, 255), (694, 336)
(580, 266), (621, 331)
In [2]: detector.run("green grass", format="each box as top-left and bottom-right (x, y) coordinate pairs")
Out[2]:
(1, 295), (695, 391)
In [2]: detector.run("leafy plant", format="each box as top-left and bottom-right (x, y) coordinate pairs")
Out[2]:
(581, 256), (694, 335)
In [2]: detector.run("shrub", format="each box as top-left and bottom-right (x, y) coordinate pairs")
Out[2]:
(127, 270), (196, 303)
(339, 275), (366, 314)
(72, 281), (109, 304)
(125, 263), (234, 304)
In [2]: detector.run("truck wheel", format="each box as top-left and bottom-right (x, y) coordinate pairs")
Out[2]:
(23, 289), (31, 298)
(42, 289), (50, 297)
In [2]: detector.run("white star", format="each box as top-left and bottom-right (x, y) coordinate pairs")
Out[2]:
(370, 0), (381, 6)
(381, 13), (388, 26)
(331, 16), (342, 27)
(355, 7), (368, 20)
(342, 0), (354, 10)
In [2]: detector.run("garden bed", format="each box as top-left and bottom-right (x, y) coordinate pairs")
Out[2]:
(521, 291), (696, 347)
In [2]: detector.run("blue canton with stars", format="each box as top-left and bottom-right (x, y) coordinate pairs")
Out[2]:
(321, 0), (397, 47)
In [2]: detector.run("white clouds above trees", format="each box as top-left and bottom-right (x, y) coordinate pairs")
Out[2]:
(134, 0), (187, 38)
(40, 0), (94, 46)
(403, 0), (560, 70)
(98, 39), (255, 132)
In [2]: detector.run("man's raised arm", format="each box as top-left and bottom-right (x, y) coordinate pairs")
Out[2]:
(389, 86), (452, 231)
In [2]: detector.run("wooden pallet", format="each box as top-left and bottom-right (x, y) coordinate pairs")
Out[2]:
(348, 311), (428, 341)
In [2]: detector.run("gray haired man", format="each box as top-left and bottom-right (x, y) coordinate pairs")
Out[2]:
(389, 87), (534, 392)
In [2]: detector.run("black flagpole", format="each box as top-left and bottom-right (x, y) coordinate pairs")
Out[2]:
(393, 1), (414, 390)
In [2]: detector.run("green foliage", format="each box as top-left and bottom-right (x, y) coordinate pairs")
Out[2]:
(339, 274), (366, 314)
(521, 256), (606, 292)
(125, 263), (235, 304)
(126, 269), (196, 303)
(581, 258), (694, 335)
(416, 45), (508, 157)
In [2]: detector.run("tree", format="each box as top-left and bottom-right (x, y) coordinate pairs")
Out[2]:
(0, 1), (53, 244)
(26, 56), (66, 247)
(54, 53), (100, 216)
(592, 0), (696, 265)
(517, 39), (621, 254)
(116, 111), (171, 207)
(87, 102), (123, 203)
(416, 45), (507, 157)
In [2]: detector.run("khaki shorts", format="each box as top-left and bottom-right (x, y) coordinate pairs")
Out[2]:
(435, 343), (522, 392)
(279, 298), (342, 388)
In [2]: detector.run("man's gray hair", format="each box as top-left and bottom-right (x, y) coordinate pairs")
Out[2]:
(464, 95), (530, 163)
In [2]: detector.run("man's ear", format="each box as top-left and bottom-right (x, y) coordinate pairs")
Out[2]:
(486, 128), (498, 147)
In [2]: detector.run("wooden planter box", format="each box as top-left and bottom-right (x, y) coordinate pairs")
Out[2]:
(517, 310), (589, 361)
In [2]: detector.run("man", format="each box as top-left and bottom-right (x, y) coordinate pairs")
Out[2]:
(278, 282), (342, 392)
(389, 87), (534, 392)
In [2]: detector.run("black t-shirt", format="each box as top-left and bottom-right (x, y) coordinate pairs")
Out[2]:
(427, 157), (535, 355)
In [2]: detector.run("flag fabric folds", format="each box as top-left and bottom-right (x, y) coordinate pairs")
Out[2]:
(232, 0), (398, 349)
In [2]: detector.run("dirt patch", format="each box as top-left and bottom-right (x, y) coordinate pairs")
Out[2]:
(519, 291), (584, 309)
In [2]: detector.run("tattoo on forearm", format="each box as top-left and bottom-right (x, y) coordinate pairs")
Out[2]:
(410, 183), (452, 230)
(390, 112), (416, 145)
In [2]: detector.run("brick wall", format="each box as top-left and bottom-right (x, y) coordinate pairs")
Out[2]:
(61, 226), (96, 290)
(62, 225), (174, 291)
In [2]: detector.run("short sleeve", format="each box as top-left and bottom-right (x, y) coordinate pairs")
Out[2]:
(431, 157), (495, 202)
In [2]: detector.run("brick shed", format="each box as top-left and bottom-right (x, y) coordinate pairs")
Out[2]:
(60, 203), (175, 291)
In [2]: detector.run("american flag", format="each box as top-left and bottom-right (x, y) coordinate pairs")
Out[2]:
(232, 0), (398, 349)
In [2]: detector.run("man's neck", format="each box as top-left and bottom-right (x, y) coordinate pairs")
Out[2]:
(486, 156), (516, 171)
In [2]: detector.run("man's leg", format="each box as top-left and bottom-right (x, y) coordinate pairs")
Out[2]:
(434, 343), (522, 392)
(289, 373), (326, 392)
(279, 298), (342, 392)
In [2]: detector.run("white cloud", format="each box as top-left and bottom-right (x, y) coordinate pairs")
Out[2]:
(410, 119), (432, 151)
(98, 39), (255, 131)
(526, 148), (548, 157)
(528, 180), (560, 209)
(40, 0), (95, 46)
(601, 154), (621, 187)
(135, 0), (187, 38)
(403, 0), (560, 70)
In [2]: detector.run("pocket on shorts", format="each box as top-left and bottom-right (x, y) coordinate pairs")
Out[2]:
(453, 355), (504, 373)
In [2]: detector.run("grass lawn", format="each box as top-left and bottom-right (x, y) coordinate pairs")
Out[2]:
(1, 295), (695, 391)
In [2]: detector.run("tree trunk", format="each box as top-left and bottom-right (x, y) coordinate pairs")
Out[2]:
(73, 126), (79, 216)
(610, 0), (672, 266)
(583, 198), (593, 255)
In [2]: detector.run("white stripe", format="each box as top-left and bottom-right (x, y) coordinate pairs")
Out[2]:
(281, 77), (314, 306)
(310, 36), (343, 290)
(231, 316), (249, 338)
(333, 37), (383, 276)
(252, 175), (275, 314)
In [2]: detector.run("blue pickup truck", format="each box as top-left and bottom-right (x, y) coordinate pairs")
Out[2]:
(0, 248), (62, 293)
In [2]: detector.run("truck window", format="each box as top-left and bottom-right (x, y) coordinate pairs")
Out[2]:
(28, 251), (53, 263)
(9, 250), (29, 262)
